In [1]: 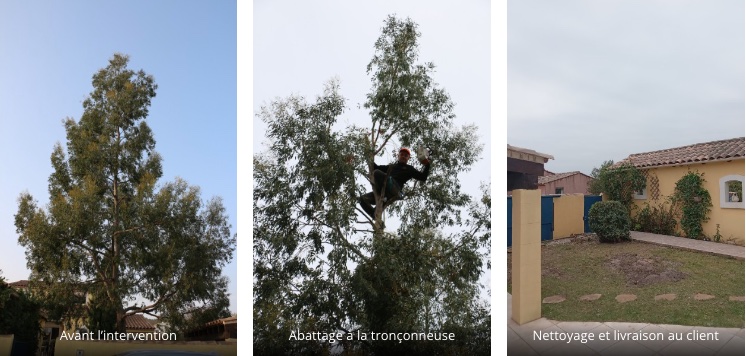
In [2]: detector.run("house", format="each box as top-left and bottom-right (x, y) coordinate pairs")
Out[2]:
(8, 280), (65, 337)
(616, 137), (744, 243)
(539, 171), (594, 195)
(9, 280), (156, 333)
(123, 314), (156, 334)
(184, 316), (237, 341)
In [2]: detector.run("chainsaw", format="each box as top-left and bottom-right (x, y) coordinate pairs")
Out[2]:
(415, 145), (432, 165)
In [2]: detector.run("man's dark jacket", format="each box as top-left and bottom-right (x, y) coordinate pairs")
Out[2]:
(373, 161), (430, 188)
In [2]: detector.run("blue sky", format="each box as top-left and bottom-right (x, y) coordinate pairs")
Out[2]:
(0, 2), (237, 313)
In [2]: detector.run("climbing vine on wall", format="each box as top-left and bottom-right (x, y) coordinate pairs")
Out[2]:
(599, 162), (646, 213)
(672, 171), (712, 239)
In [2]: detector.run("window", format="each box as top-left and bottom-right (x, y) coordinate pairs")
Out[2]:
(728, 181), (742, 202)
(555, 187), (564, 194)
(633, 187), (647, 200)
(719, 175), (744, 209)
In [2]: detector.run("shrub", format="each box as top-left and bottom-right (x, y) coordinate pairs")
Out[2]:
(672, 171), (712, 239)
(0, 279), (40, 356)
(632, 200), (677, 236)
(589, 161), (646, 213)
(588, 201), (631, 243)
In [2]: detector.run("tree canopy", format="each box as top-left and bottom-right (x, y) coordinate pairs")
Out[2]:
(253, 16), (490, 355)
(588, 160), (646, 212)
(14, 53), (235, 334)
(0, 275), (40, 356)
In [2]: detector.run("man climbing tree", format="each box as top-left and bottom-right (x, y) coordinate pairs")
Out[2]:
(254, 15), (489, 355)
(358, 147), (430, 225)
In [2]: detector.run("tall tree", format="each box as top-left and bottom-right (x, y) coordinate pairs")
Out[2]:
(254, 16), (490, 355)
(588, 160), (614, 195)
(15, 53), (235, 333)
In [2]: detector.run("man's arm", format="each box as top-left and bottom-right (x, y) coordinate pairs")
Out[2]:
(411, 163), (431, 182)
(373, 162), (388, 172)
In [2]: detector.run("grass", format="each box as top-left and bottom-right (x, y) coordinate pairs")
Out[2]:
(508, 238), (745, 328)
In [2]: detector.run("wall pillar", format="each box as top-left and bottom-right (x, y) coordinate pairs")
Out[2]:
(511, 189), (542, 324)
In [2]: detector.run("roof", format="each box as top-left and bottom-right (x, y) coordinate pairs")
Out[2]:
(538, 171), (591, 185)
(617, 137), (745, 169)
(8, 280), (29, 289)
(507, 144), (554, 163)
(125, 314), (156, 330)
(205, 316), (237, 327)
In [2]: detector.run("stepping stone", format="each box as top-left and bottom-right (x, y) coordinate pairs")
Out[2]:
(615, 294), (637, 303)
(694, 293), (715, 301)
(543, 295), (566, 304)
(579, 294), (602, 301)
(729, 296), (744, 302)
(654, 293), (676, 301)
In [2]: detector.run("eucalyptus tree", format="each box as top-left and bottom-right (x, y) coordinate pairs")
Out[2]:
(14, 54), (235, 333)
(254, 16), (490, 355)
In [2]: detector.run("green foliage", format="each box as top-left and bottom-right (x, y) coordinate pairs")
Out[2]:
(588, 201), (631, 243)
(14, 54), (235, 333)
(713, 224), (723, 243)
(672, 171), (712, 239)
(253, 16), (490, 355)
(0, 278), (40, 356)
(587, 160), (613, 195)
(86, 287), (119, 334)
(589, 161), (646, 212)
(632, 199), (678, 236)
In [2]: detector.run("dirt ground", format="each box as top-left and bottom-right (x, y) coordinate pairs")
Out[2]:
(507, 233), (687, 287)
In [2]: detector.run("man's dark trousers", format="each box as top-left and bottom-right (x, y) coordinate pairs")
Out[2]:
(358, 169), (401, 218)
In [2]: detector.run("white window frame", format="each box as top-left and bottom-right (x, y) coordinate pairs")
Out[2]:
(633, 187), (647, 200)
(720, 175), (744, 209)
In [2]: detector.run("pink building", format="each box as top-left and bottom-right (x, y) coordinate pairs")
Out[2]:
(539, 171), (594, 195)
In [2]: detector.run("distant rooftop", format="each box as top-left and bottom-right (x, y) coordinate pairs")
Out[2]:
(538, 171), (590, 185)
(507, 144), (554, 163)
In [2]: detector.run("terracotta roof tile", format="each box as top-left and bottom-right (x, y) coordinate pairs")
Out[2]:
(8, 280), (29, 288)
(618, 137), (745, 168)
(538, 171), (589, 185)
(205, 316), (237, 327)
(125, 314), (156, 330)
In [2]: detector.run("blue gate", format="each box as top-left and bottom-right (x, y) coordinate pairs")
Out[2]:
(507, 197), (512, 247)
(540, 196), (554, 242)
(507, 195), (554, 247)
(583, 195), (603, 232)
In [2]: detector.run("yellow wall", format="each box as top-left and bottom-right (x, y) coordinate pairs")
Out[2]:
(633, 160), (745, 244)
(54, 339), (237, 356)
(552, 194), (585, 239)
(0, 334), (13, 356)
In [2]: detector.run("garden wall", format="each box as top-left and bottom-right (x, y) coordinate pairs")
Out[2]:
(0, 334), (13, 356)
(53, 339), (237, 356)
(552, 194), (585, 239)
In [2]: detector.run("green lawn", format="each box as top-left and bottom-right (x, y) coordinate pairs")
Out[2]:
(508, 239), (745, 328)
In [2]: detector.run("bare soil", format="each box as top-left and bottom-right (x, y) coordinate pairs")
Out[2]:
(606, 252), (687, 286)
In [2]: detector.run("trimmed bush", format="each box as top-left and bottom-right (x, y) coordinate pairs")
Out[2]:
(588, 201), (631, 243)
